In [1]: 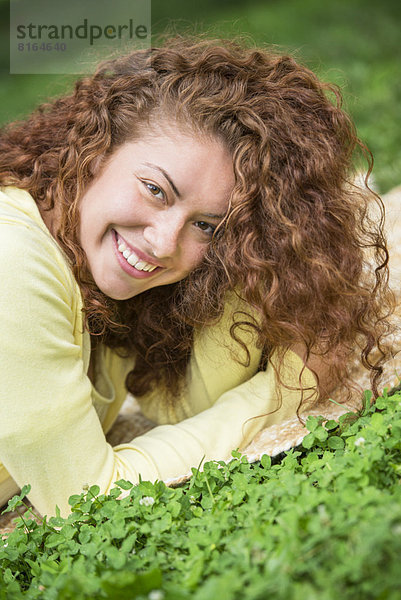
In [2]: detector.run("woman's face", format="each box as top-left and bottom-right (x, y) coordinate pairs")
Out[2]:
(78, 125), (235, 300)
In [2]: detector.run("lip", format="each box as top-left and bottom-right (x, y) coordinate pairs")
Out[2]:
(112, 230), (164, 279)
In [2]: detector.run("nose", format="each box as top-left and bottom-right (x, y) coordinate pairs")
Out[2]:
(143, 215), (183, 260)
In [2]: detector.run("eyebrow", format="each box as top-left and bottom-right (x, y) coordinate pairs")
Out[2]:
(201, 212), (227, 220)
(142, 162), (181, 198)
(142, 161), (227, 220)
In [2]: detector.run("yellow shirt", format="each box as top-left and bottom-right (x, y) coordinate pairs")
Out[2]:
(0, 186), (318, 517)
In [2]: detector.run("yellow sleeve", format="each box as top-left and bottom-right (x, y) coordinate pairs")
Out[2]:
(115, 352), (318, 481)
(0, 222), (116, 517)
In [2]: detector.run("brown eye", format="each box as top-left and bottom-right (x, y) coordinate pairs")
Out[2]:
(144, 182), (164, 200)
(195, 221), (216, 236)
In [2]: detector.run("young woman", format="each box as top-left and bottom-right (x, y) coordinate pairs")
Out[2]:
(0, 35), (396, 517)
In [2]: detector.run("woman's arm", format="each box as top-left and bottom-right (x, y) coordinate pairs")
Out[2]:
(114, 346), (319, 485)
(0, 221), (117, 517)
(116, 298), (320, 485)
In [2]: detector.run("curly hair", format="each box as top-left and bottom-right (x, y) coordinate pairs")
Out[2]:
(0, 34), (397, 417)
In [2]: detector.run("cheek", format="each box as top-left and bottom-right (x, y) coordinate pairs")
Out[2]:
(182, 242), (208, 272)
(79, 201), (104, 248)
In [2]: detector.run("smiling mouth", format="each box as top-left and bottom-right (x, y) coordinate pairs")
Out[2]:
(114, 231), (159, 272)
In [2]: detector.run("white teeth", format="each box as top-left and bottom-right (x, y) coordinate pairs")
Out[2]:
(126, 253), (139, 266)
(116, 234), (158, 272)
(135, 261), (147, 270)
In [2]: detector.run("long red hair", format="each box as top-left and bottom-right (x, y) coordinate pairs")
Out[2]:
(0, 34), (397, 414)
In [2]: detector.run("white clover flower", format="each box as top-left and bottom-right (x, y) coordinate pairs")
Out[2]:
(148, 591), (164, 600)
(189, 495), (196, 504)
(354, 437), (366, 447)
(139, 496), (155, 507)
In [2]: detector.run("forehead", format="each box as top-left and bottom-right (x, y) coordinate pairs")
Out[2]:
(115, 124), (235, 209)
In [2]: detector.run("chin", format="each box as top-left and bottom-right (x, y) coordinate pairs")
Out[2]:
(104, 290), (139, 301)
(94, 281), (134, 301)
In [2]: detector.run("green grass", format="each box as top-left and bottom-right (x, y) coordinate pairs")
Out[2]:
(1, 0), (400, 192)
(2, 388), (401, 599)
